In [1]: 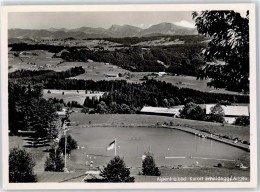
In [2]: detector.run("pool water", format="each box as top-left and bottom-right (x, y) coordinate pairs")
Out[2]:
(69, 126), (247, 168)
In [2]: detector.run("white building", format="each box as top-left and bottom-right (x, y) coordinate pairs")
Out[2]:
(140, 106), (183, 117)
(105, 74), (119, 78)
(155, 72), (167, 77)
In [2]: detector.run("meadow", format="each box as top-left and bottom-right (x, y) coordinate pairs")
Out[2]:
(8, 50), (62, 72)
(43, 89), (104, 106)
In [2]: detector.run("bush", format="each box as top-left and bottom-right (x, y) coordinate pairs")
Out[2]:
(142, 152), (161, 176)
(44, 148), (65, 172)
(58, 134), (78, 154)
(81, 107), (89, 114)
(100, 156), (134, 182)
(234, 116), (250, 126)
(180, 102), (205, 121)
(9, 148), (37, 182)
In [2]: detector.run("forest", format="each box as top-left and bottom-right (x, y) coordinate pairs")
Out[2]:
(8, 66), (85, 83)
(61, 45), (205, 76)
(9, 43), (65, 53)
(9, 69), (249, 115)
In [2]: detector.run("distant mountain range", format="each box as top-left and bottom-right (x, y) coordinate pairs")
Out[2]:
(8, 22), (198, 40)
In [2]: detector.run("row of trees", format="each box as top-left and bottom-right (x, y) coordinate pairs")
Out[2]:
(80, 80), (248, 111)
(9, 66), (85, 84)
(180, 102), (250, 125)
(9, 43), (65, 53)
(41, 79), (249, 108)
(180, 103), (226, 123)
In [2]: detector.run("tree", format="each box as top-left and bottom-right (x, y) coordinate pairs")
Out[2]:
(168, 98), (175, 106)
(234, 116), (250, 126)
(119, 104), (132, 114)
(174, 96), (181, 106)
(193, 11), (249, 92)
(209, 104), (225, 123)
(142, 152), (161, 176)
(58, 134), (78, 154)
(162, 98), (170, 108)
(184, 97), (195, 105)
(44, 148), (65, 172)
(25, 98), (59, 139)
(81, 107), (89, 114)
(180, 102), (205, 121)
(8, 83), (58, 138)
(9, 148), (37, 183)
(96, 101), (108, 114)
(100, 156), (134, 182)
(152, 97), (159, 107)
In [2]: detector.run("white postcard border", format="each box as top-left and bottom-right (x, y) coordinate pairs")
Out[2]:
(1, 3), (257, 190)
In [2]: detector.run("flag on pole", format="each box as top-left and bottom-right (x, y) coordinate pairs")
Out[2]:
(106, 140), (115, 151)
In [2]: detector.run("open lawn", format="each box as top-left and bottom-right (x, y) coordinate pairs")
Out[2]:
(43, 89), (104, 105)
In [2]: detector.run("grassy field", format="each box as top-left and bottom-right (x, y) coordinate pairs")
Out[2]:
(9, 136), (50, 172)
(43, 89), (104, 105)
(60, 61), (129, 81)
(69, 113), (250, 142)
(8, 50), (62, 72)
(67, 65), (241, 94)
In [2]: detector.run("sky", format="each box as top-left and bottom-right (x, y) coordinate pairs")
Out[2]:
(8, 11), (197, 29)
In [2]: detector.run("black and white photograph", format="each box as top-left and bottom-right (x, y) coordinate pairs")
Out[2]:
(1, 4), (257, 189)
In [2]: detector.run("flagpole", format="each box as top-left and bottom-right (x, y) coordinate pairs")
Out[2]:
(115, 138), (117, 156)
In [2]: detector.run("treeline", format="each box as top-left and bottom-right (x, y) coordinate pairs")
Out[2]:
(88, 35), (209, 46)
(61, 45), (205, 76)
(9, 69), (249, 113)
(9, 69), (249, 105)
(46, 79), (248, 108)
(79, 80), (248, 114)
(8, 82), (58, 136)
(9, 43), (65, 53)
(8, 66), (85, 83)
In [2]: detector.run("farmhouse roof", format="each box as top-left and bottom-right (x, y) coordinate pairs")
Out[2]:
(205, 104), (249, 117)
(57, 111), (67, 117)
(140, 106), (183, 115)
(106, 73), (118, 77)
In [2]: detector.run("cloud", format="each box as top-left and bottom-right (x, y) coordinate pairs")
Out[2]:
(173, 20), (196, 28)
